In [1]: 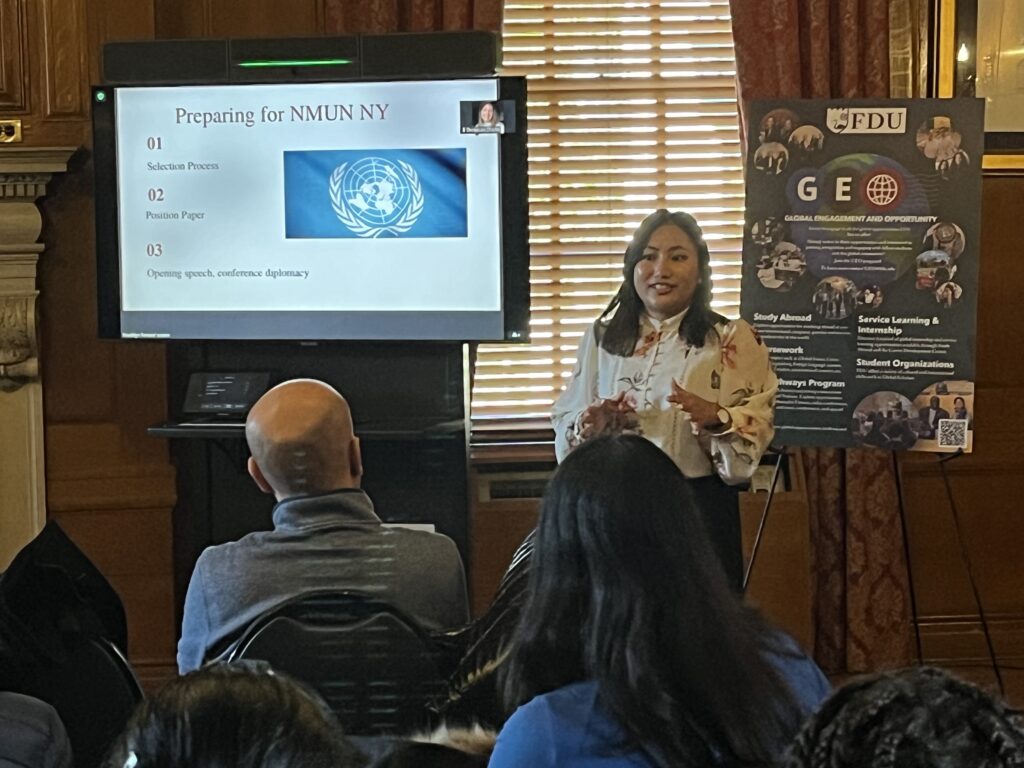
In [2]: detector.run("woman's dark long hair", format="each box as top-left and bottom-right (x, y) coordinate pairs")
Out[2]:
(104, 663), (362, 768)
(501, 435), (804, 767)
(598, 209), (724, 355)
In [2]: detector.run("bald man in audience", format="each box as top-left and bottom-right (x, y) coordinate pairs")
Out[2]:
(177, 378), (469, 674)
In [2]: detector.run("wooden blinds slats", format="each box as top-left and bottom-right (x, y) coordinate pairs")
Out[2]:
(473, 0), (743, 422)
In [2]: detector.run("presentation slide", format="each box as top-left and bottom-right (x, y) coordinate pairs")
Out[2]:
(112, 79), (506, 339)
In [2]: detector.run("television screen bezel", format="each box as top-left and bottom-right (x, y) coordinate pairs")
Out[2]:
(92, 75), (529, 343)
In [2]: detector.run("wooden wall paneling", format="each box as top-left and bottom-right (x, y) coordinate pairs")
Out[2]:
(37, 165), (117, 421)
(39, 0), (88, 119)
(207, 0), (323, 38)
(740, 452), (814, 654)
(48, 503), (177, 686)
(896, 173), (1024, 706)
(114, 341), (174, 465)
(21, 0), (178, 687)
(37, 0), (159, 418)
(157, 0), (326, 39)
(37, 164), (179, 685)
(16, 0), (84, 145)
(976, 178), (1024, 388)
(0, 0), (28, 110)
(88, 0), (155, 82)
(46, 421), (177, 682)
(12, 0), (154, 144)
(154, 0), (210, 40)
(899, 386), (1024, 706)
(468, 466), (544, 616)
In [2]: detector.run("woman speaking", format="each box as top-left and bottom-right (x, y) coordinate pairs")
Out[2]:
(552, 209), (777, 589)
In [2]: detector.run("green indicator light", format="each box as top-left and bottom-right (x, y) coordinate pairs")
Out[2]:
(95, 91), (107, 102)
(237, 58), (353, 68)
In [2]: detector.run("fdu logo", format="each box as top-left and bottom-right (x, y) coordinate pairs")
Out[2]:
(284, 149), (467, 239)
(826, 107), (907, 134)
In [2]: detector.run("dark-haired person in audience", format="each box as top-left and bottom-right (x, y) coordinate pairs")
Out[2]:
(781, 666), (1024, 768)
(431, 531), (535, 729)
(104, 662), (363, 768)
(177, 379), (469, 673)
(552, 209), (777, 590)
(490, 435), (830, 768)
(0, 691), (73, 768)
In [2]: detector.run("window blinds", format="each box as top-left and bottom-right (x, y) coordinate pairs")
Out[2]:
(472, 0), (744, 425)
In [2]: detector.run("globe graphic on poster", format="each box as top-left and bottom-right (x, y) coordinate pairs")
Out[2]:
(343, 157), (412, 227)
(865, 172), (900, 207)
(786, 153), (928, 287)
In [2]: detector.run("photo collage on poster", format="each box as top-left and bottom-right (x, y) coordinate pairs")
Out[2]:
(740, 99), (984, 452)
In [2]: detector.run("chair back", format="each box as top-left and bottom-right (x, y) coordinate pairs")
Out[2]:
(228, 591), (445, 735)
(2, 636), (143, 768)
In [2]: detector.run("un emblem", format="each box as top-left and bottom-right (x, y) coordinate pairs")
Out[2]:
(329, 157), (424, 238)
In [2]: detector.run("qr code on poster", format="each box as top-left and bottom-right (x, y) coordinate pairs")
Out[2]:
(937, 418), (968, 449)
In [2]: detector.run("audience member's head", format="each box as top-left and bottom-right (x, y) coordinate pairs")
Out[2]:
(245, 379), (362, 500)
(104, 663), (363, 768)
(501, 434), (804, 765)
(0, 692), (73, 768)
(782, 666), (1024, 768)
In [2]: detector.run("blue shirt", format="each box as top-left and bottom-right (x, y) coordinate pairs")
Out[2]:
(489, 680), (659, 768)
(489, 635), (830, 768)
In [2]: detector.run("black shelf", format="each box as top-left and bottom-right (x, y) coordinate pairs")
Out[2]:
(149, 418), (465, 441)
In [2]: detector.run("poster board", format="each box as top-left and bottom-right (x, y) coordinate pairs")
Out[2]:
(740, 99), (983, 452)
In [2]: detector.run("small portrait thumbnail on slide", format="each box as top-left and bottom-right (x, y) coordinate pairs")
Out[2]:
(283, 149), (467, 239)
(460, 99), (516, 134)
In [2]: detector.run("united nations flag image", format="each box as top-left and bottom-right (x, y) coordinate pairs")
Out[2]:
(283, 148), (468, 239)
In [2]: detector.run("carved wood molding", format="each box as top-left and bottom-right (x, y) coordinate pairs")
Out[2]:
(0, 146), (74, 389)
(0, 146), (76, 174)
(0, 291), (36, 388)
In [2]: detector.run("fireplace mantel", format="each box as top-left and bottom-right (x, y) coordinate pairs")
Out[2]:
(0, 146), (76, 568)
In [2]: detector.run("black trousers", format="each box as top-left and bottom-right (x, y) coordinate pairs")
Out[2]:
(684, 474), (743, 593)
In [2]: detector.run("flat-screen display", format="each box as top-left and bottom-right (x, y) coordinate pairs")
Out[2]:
(92, 77), (529, 341)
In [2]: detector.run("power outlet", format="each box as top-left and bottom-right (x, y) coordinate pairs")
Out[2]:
(0, 119), (22, 143)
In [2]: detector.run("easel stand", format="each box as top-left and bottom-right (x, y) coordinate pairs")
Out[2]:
(742, 449), (787, 594)
(893, 448), (1004, 695)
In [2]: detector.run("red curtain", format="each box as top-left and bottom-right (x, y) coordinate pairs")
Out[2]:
(324, 0), (503, 33)
(729, 0), (914, 674)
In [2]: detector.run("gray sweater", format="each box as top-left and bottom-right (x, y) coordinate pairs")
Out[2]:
(177, 488), (469, 674)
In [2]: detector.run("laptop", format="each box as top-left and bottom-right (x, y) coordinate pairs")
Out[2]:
(178, 372), (271, 425)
